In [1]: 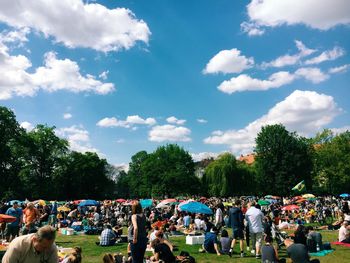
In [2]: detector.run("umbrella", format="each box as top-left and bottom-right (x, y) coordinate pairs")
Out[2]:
(296, 198), (306, 203)
(161, 198), (177, 204)
(264, 195), (273, 199)
(340, 193), (350, 198)
(115, 199), (127, 203)
(0, 214), (17, 223)
(140, 199), (153, 208)
(57, 206), (71, 212)
(156, 203), (170, 209)
(34, 199), (47, 206)
(258, 200), (270, 206)
(78, 200), (99, 207)
(223, 202), (233, 207)
(302, 194), (315, 198)
(73, 200), (84, 205)
(179, 201), (213, 214)
(282, 205), (300, 211)
(8, 200), (23, 205)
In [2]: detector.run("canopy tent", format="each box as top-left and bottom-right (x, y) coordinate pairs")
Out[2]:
(78, 200), (99, 207)
(179, 201), (213, 214)
(0, 214), (16, 223)
(140, 199), (153, 208)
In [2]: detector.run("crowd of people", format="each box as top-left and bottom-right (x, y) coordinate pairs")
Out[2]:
(0, 195), (349, 263)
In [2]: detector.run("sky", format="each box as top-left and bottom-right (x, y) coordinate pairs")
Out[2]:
(0, 0), (349, 168)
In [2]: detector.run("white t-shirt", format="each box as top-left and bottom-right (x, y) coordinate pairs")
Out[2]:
(245, 206), (264, 233)
(339, 225), (349, 242)
(215, 208), (223, 224)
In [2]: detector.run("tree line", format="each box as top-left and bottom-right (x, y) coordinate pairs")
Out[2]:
(1, 106), (349, 200)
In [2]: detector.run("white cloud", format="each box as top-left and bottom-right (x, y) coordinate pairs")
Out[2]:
(97, 115), (156, 128)
(197, 119), (208, 124)
(240, 21), (265, 36)
(331, 126), (350, 134)
(262, 40), (316, 68)
(204, 90), (340, 154)
(166, 116), (186, 125)
(56, 125), (99, 153)
(191, 152), (220, 162)
(99, 70), (109, 80)
(0, 0), (151, 52)
(63, 113), (72, 119)
(218, 67), (329, 94)
(0, 27), (30, 45)
(218, 71), (295, 94)
(243, 0), (350, 35)
(20, 121), (34, 131)
(328, 64), (349, 74)
(149, 125), (191, 142)
(0, 42), (115, 100)
(116, 139), (125, 144)
(294, 67), (329, 83)
(203, 48), (254, 74)
(305, 47), (345, 65)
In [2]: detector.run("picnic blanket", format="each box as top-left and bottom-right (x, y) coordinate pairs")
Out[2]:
(331, 241), (350, 248)
(309, 250), (334, 257)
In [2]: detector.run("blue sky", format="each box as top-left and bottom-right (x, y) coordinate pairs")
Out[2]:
(0, 0), (349, 166)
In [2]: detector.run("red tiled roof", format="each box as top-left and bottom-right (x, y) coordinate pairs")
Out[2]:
(239, 153), (255, 164)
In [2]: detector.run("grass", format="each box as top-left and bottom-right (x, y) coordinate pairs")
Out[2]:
(55, 230), (350, 263)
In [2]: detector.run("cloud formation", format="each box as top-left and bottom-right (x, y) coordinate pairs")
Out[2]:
(242, 0), (350, 35)
(56, 125), (99, 153)
(203, 48), (254, 74)
(97, 115), (156, 128)
(0, 0), (151, 52)
(305, 47), (345, 65)
(0, 42), (115, 99)
(204, 90), (341, 153)
(262, 40), (316, 68)
(149, 125), (191, 142)
(166, 116), (186, 125)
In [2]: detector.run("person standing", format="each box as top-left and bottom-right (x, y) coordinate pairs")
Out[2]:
(215, 203), (224, 230)
(2, 225), (58, 263)
(228, 200), (245, 257)
(5, 201), (22, 242)
(245, 201), (264, 258)
(128, 201), (148, 263)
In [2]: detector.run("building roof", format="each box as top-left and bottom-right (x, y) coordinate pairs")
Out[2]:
(239, 153), (255, 165)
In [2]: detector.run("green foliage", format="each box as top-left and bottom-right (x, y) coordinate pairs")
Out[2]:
(202, 153), (257, 196)
(312, 130), (350, 194)
(125, 144), (199, 198)
(255, 124), (313, 195)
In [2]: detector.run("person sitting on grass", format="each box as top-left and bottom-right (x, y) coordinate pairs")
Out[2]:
(102, 253), (115, 263)
(199, 226), (221, 256)
(219, 229), (232, 255)
(61, 247), (82, 263)
(284, 239), (320, 263)
(261, 235), (284, 263)
(338, 221), (350, 243)
(97, 224), (116, 246)
(306, 226), (323, 252)
(150, 238), (176, 263)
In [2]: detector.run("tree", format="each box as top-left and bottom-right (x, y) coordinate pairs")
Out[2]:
(126, 145), (199, 198)
(19, 125), (68, 199)
(255, 124), (313, 195)
(0, 107), (26, 199)
(312, 130), (350, 194)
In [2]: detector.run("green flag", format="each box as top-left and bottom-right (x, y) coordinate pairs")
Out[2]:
(292, 180), (305, 192)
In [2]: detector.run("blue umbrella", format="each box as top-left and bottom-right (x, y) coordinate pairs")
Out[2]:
(140, 199), (153, 208)
(340, 193), (349, 198)
(9, 200), (23, 205)
(78, 199), (99, 206)
(179, 201), (213, 214)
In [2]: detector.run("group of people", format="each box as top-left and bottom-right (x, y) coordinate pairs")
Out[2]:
(0, 195), (349, 263)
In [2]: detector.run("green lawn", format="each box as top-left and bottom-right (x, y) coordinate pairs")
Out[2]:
(55, 230), (350, 263)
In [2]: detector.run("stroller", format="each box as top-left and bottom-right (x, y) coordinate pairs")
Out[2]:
(271, 223), (289, 249)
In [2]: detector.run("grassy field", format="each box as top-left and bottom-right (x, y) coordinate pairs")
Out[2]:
(55, 229), (350, 263)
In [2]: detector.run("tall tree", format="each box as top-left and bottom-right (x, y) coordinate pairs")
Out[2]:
(19, 125), (68, 199)
(255, 124), (313, 195)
